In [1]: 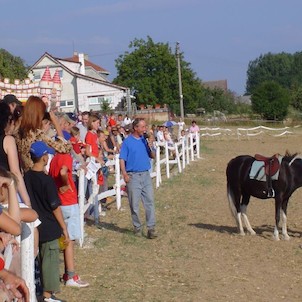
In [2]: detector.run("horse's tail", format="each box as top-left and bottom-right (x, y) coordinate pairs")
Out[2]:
(227, 182), (238, 220)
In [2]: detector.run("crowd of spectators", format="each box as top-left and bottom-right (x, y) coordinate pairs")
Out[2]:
(0, 93), (199, 301)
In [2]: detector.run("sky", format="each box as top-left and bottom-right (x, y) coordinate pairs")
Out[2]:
(1, 0), (302, 95)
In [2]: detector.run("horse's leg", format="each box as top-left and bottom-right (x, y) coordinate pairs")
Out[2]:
(281, 199), (290, 240)
(273, 197), (282, 241)
(227, 185), (245, 235)
(236, 211), (245, 236)
(241, 194), (256, 235)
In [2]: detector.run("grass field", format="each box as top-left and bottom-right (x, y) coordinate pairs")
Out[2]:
(60, 129), (302, 302)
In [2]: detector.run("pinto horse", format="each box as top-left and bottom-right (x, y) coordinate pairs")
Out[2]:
(226, 152), (302, 240)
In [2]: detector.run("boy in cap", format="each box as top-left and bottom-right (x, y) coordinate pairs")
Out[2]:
(24, 141), (69, 302)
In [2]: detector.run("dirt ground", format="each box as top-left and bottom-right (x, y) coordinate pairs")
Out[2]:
(59, 129), (302, 302)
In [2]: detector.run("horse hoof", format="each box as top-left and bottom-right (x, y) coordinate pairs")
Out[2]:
(273, 235), (280, 241)
(250, 231), (256, 236)
(239, 232), (245, 236)
(283, 235), (290, 241)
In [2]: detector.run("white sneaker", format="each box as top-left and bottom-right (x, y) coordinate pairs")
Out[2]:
(44, 295), (66, 302)
(65, 275), (89, 288)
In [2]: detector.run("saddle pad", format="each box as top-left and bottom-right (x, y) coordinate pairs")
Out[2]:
(249, 156), (283, 181)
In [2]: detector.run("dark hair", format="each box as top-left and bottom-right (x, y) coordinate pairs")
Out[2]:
(13, 105), (23, 122)
(0, 166), (18, 186)
(132, 118), (144, 129)
(0, 102), (12, 135)
(43, 112), (51, 121)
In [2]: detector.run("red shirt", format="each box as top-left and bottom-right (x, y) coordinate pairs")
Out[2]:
(70, 136), (81, 154)
(49, 153), (77, 206)
(108, 118), (117, 127)
(85, 131), (99, 157)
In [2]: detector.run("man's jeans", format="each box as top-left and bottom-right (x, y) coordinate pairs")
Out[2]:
(126, 171), (156, 230)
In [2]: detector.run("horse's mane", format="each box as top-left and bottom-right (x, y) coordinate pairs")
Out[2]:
(283, 150), (302, 164)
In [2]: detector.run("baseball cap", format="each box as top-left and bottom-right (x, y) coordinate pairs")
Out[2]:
(2, 94), (22, 106)
(65, 112), (77, 123)
(30, 141), (55, 158)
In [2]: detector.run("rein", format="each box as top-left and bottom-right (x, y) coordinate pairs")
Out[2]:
(288, 155), (302, 166)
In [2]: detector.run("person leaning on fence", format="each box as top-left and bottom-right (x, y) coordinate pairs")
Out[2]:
(24, 141), (70, 302)
(189, 120), (200, 153)
(119, 118), (158, 239)
(85, 115), (105, 225)
(97, 130), (111, 215)
(69, 126), (86, 190)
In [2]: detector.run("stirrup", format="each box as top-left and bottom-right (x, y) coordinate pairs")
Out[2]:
(267, 189), (275, 198)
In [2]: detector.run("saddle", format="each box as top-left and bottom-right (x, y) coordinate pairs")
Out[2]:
(254, 153), (280, 198)
(254, 153), (280, 176)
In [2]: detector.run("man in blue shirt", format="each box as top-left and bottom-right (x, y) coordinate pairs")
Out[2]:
(119, 118), (157, 239)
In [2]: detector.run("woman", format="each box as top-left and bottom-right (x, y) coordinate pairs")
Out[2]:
(16, 95), (72, 172)
(0, 102), (31, 206)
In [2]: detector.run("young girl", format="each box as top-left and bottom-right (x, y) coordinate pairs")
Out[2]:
(85, 115), (104, 225)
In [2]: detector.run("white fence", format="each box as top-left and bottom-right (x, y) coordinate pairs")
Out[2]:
(199, 125), (298, 139)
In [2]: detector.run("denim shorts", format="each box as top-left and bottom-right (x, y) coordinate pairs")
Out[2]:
(60, 204), (81, 240)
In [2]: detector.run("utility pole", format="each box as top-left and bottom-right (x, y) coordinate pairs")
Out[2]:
(126, 88), (131, 117)
(176, 41), (184, 119)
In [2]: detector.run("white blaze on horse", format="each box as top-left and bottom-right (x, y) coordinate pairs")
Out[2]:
(226, 152), (302, 240)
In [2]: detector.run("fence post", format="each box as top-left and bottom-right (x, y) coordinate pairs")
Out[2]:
(21, 222), (37, 302)
(115, 154), (122, 210)
(196, 132), (201, 159)
(155, 143), (162, 188)
(78, 169), (85, 248)
(181, 139), (186, 170)
(165, 141), (170, 179)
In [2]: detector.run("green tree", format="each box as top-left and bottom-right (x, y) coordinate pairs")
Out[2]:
(290, 83), (302, 111)
(246, 52), (293, 95)
(0, 49), (28, 81)
(199, 87), (236, 114)
(251, 81), (290, 120)
(100, 99), (111, 114)
(113, 36), (205, 115)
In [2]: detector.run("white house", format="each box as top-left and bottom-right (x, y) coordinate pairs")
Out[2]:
(28, 52), (128, 112)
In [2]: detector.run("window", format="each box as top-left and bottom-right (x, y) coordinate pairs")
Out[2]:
(60, 100), (74, 107)
(34, 72), (41, 80)
(58, 70), (63, 78)
(88, 96), (112, 105)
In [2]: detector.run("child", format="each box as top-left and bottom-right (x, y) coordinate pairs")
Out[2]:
(49, 151), (89, 288)
(70, 126), (86, 189)
(24, 141), (69, 302)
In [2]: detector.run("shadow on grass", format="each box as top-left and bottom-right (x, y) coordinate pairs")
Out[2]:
(189, 223), (302, 238)
(86, 220), (130, 234)
(189, 223), (237, 234)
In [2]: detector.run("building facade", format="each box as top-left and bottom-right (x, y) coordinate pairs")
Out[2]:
(28, 52), (128, 112)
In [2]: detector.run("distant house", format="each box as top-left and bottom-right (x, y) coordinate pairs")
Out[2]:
(202, 79), (228, 92)
(28, 52), (127, 112)
(236, 95), (251, 105)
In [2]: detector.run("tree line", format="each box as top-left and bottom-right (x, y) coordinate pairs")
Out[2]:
(2, 41), (302, 121)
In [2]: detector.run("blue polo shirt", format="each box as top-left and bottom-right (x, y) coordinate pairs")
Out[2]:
(119, 135), (151, 172)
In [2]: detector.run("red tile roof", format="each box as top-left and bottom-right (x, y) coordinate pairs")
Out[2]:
(63, 55), (109, 74)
